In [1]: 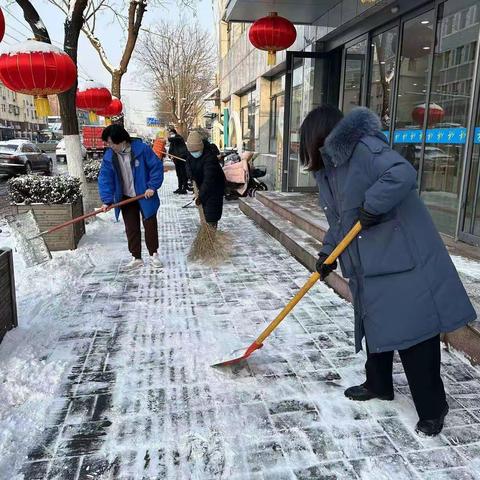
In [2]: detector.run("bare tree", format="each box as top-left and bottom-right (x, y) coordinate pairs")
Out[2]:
(15, 0), (88, 191)
(136, 22), (216, 136)
(46, 0), (193, 101)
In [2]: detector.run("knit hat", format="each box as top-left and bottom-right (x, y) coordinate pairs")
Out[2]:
(186, 131), (204, 152)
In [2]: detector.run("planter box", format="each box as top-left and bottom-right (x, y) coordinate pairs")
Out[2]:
(0, 248), (17, 343)
(16, 197), (85, 251)
(85, 181), (102, 213)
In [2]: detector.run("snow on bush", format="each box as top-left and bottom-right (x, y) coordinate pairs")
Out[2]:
(8, 175), (82, 205)
(84, 159), (101, 183)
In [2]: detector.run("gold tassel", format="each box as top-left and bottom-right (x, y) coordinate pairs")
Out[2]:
(34, 96), (51, 117)
(89, 111), (98, 123)
(105, 117), (112, 126)
(267, 51), (276, 66)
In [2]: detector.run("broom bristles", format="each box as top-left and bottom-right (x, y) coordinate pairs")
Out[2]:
(188, 182), (230, 265)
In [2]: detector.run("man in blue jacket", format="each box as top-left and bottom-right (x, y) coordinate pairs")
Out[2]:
(98, 125), (164, 271)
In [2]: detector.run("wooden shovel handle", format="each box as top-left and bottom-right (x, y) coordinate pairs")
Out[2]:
(255, 221), (362, 345)
(40, 194), (146, 237)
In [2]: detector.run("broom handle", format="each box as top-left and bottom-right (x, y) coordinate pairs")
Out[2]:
(160, 150), (186, 162)
(192, 181), (208, 225)
(36, 194), (146, 238)
(255, 221), (362, 345)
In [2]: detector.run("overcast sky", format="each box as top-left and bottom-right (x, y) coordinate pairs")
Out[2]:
(1, 0), (216, 136)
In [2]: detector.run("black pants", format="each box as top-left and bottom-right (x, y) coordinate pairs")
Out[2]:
(174, 160), (188, 191)
(365, 335), (447, 420)
(120, 197), (159, 259)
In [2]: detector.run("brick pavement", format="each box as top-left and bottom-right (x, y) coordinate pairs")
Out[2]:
(14, 173), (480, 479)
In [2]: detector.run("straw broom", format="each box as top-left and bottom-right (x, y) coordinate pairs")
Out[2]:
(159, 149), (230, 264)
(188, 182), (230, 264)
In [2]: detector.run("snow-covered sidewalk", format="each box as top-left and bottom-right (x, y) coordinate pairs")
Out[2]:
(1, 172), (480, 479)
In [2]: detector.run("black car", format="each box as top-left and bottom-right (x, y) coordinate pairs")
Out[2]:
(0, 140), (53, 176)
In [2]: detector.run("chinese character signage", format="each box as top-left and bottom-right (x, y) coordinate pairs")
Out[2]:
(383, 127), (480, 144)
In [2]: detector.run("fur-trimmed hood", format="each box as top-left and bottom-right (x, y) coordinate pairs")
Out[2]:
(321, 107), (384, 167)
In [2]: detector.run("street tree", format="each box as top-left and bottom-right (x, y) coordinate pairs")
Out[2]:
(136, 21), (216, 136)
(15, 0), (89, 192)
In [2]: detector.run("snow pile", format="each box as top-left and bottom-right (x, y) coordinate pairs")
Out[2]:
(0, 40), (67, 56)
(77, 81), (108, 92)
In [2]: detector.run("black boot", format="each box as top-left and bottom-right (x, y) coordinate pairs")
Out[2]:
(415, 404), (449, 437)
(173, 188), (181, 194)
(344, 383), (394, 401)
(178, 189), (188, 195)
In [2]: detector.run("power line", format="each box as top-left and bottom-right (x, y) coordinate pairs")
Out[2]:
(4, 32), (22, 43)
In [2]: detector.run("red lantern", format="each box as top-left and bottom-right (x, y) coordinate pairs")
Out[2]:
(0, 40), (77, 116)
(97, 96), (123, 117)
(412, 103), (445, 127)
(0, 8), (5, 43)
(249, 12), (297, 66)
(76, 81), (112, 122)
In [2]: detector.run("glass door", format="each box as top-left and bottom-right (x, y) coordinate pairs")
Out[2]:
(282, 50), (341, 191)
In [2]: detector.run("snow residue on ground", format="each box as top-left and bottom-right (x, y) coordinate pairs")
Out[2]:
(1, 173), (480, 479)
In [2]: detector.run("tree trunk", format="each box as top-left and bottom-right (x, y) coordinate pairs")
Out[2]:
(60, 5), (89, 201)
(111, 70), (123, 99)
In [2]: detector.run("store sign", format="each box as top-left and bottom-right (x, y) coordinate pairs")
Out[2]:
(146, 117), (161, 126)
(382, 127), (480, 144)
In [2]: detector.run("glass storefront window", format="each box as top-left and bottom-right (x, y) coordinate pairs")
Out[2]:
(392, 11), (435, 169)
(343, 38), (368, 114)
(368, 27), (399, 133)
(269, 75), (285, 154)
(240, 89), (257, 151)
(420, 0), (480, 236)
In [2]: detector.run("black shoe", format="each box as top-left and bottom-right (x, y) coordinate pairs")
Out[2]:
(178, 190), (188, 195)
(173, 189), (181, 194)
(344, 383), (394, 401)
(415, 405), (449, 437)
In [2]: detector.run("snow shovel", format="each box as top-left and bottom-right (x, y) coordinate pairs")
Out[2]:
(212, 221), (362, 367)
(6, 194), (146, 267)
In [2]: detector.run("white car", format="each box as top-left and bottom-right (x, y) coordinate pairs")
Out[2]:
(56, 139), (87, 163)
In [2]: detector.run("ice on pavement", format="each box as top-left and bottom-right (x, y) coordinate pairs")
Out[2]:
(0, 173), (479, 479)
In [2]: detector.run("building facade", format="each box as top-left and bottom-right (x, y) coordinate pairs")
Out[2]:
(0, 81), (47, 141)
(218, 0), (480, 245)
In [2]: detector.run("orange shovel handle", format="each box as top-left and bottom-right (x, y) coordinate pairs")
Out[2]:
(255, 221), (362, 345)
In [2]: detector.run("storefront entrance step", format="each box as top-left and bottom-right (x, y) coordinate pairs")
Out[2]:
(255, 191), (330, 242)
(239, 196), (352, 303)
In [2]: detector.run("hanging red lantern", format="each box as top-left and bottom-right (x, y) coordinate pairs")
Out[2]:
(76, 81), (112, 123)
(0, 40), (77, 116)
(0, 8), (5, 43)
(96, 96), (123, 117)
(412, 103), (445, 127)
(249, 12), (297, 66)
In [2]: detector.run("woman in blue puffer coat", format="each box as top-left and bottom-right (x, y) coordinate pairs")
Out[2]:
(299, 106), (476, 437)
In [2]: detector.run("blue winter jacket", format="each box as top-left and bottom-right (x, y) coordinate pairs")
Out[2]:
(317, 108), (476, 353)
(98, 139), (164, 220)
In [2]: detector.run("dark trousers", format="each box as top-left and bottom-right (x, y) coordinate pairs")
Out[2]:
(175, 160), (188, 191)
(120, 197), (158, 259)
(365, 335), (447, 420)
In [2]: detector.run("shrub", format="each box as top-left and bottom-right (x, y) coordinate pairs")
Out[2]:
(8, 175), (82, 205)
(84, 160), (101, 182)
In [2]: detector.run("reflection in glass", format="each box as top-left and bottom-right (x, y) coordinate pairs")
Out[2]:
(420, 0), (479, 236)
(343, 39), (368, 114)
(369, 28), (399, 132)
(288, 58), (326, 189)
(393, 11), (435, 169)
(240, 90), (257, 151)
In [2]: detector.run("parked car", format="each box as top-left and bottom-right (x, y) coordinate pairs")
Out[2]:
(36, 139), (59, 154)
(0, 140), (53, 176)
(56, 139), (87, 163)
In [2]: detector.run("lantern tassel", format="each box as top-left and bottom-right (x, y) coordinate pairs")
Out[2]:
(89, 111), (98, 123)
(267, 51), (276, 66)
(34, 96), (51, 117)
(105, 117), (112, 126)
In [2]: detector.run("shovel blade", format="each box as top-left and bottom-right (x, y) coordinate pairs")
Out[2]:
(211, 341), (263, 367)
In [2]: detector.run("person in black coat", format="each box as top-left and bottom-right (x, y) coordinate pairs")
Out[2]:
(168, 128), (189, 194)
(186, 131), (225, 226)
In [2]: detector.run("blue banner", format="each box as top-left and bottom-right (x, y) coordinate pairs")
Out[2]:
(383, 127), (480, 144)
(146, 117), (161, 126)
